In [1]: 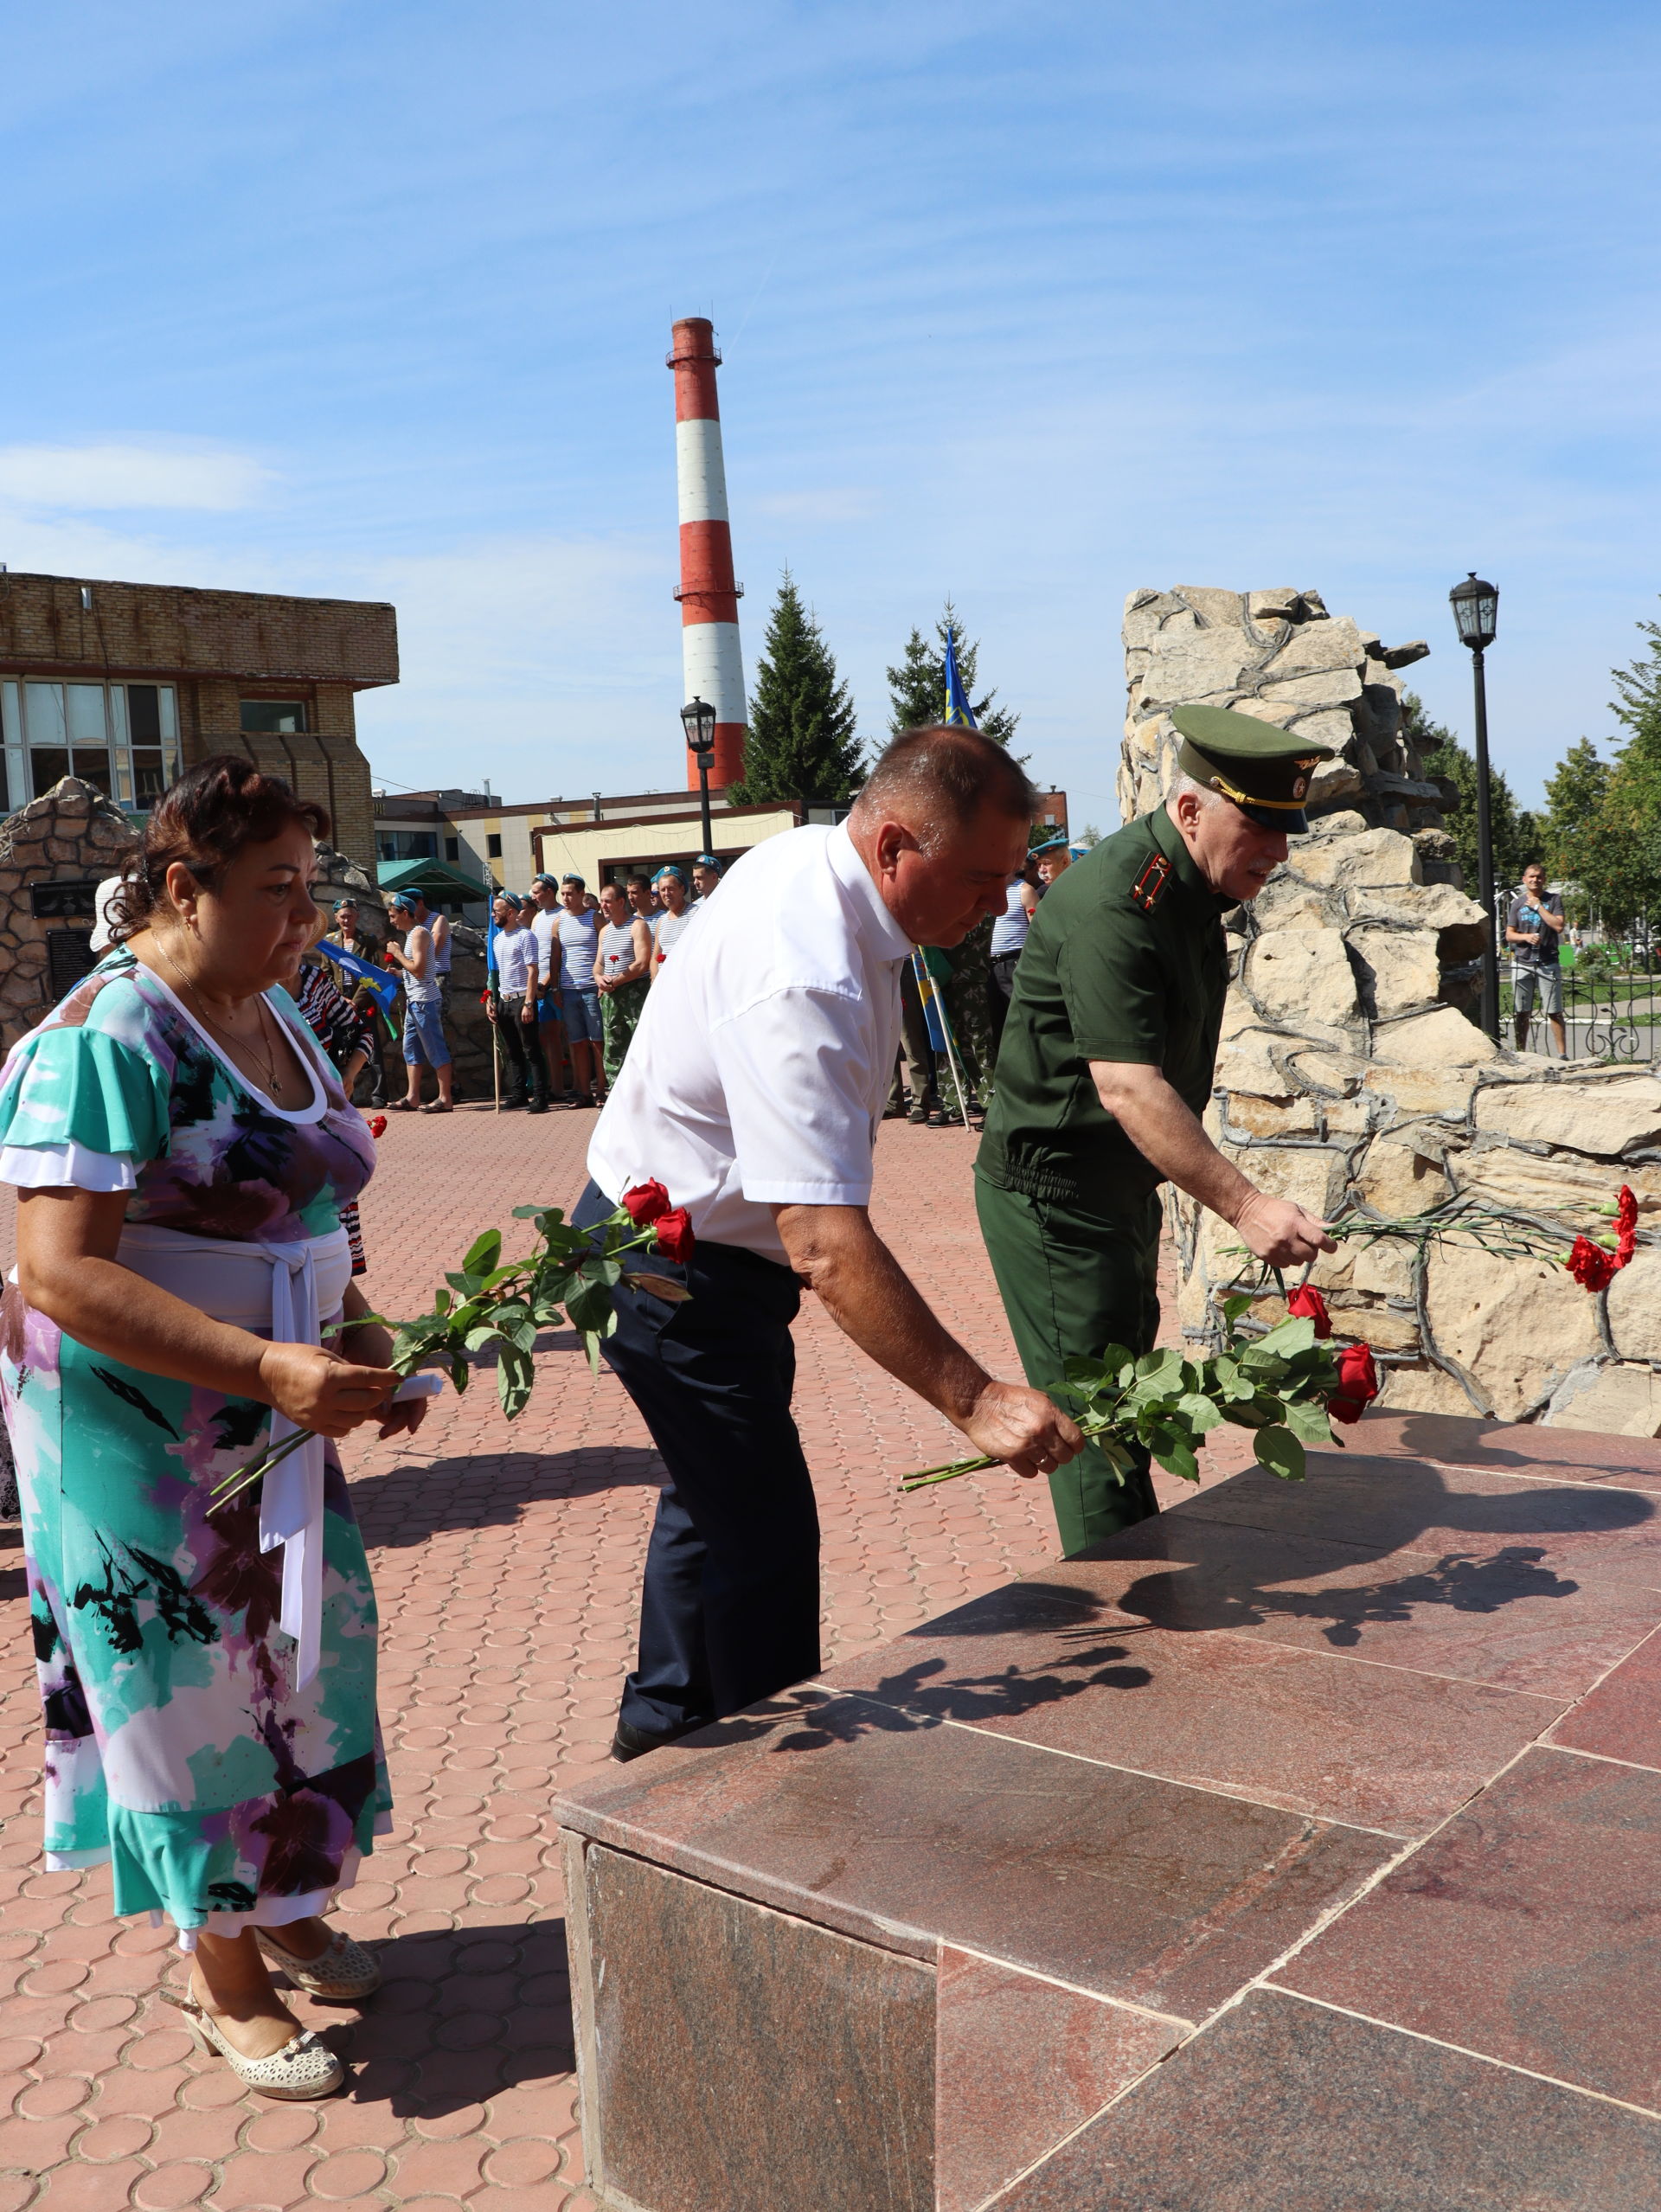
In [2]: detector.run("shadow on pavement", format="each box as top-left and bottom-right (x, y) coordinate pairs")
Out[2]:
(337, 1917), (575, 2113)
(350, 1445), (665, 1546)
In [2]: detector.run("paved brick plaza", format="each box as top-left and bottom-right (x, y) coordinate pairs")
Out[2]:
(0, 1106), (1242, 2212)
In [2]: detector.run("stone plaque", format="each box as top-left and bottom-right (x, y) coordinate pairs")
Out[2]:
(29, 880), (100, 920)
(47, 932), (97, 997)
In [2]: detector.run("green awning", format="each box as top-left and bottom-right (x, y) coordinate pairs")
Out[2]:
(375, 857), (490, 907)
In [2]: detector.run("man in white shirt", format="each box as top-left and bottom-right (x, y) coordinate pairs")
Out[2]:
(484, 893), (548, 1112)
(582, 726), (1084, 1760)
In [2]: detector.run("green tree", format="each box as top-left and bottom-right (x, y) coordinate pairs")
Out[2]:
(1405, 690), (1536, 894)
(728, 572), (863, 806)
(1587, 612), (1661, 925)
(1541, 739), (1613, 891)
(885, 601), (1021, 747)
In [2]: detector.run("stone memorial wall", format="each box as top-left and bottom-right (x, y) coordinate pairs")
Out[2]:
(1123, 587), (1661, 1436)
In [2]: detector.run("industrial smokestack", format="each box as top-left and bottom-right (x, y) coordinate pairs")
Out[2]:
(669, 317), (745, 790)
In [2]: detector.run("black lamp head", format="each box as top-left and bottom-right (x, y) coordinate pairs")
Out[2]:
(1450, 573), (1499, 652)
(681, 696), (717, 753)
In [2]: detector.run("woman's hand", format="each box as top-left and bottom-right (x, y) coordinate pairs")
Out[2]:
(337, 1317), (429, 1441)
(256, 1342), (396, 1439)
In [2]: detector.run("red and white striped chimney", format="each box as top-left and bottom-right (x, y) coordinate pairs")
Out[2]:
(669, 317), (746, 791)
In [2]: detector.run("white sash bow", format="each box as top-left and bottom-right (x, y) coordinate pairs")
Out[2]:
(116, 1223), (354, 1689)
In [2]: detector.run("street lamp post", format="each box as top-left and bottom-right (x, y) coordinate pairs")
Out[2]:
(681, 695), (717, 858)
(1449, 573), (1501, 1043)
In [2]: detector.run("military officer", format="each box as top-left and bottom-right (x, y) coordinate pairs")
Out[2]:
(975, 703), (1340, 1555)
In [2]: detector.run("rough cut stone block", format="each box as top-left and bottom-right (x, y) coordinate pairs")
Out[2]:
(1375, 1359), (1479, 1416)
(1261, 614), (1367, 682)
(1346, 925), (1443, 1021)
(1426, 1246), (1601, 1422)
(1456, 1151), (1661, 1223)
(1353, 1138), (1451, 1217)
(1221, 1142), (1350, 1218)
(1373, 1009), (1499, 1068)
(1472, 1077), (1661, 1157)
(1361, 1064), (1481, 1120)
(1550, 1363), (1661, 1439)
(1250, 877), (1338, 933)
(1292, 826), (1421, 890)
(1606, 1253), (1661, 1365)
(1138, 628), (1258, 704)
(1241, 927), (1361, 1038)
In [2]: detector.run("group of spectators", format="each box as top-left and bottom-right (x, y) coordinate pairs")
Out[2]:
(483, 853), (722, 1112)
(887, 834), (1080, 1131)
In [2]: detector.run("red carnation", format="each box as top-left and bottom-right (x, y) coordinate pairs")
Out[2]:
(621, 1180), (672, 1227)
(368, 1114), (388, 1139)
(1568, 1234), (1619, 1293)
(1287, 1285), (1332, 1338)
(1329, 1341), (1379, 1426)
(651, 1208), (695, 1265)
(1616, 1185), (1639, 1270)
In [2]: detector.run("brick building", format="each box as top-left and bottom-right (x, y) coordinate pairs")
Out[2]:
(0, 570), (396, 872)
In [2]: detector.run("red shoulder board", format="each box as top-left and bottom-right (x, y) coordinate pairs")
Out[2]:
(1131, 854), (1171, 913)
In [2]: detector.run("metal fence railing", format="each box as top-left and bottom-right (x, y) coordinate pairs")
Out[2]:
(1500, 941), (1661, 1064)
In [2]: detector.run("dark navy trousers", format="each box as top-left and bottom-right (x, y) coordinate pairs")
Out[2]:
(574, 1183), (822, 1735)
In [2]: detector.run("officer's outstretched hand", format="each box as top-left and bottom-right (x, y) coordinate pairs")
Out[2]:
(1232, 1191), (1337, 1269)
(959, 1382), (1086, 1482)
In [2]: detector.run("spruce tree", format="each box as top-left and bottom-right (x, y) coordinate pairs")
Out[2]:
(1590, 612), (1661, 925)
(729, 572), (863, 806)
(885, 601), (1021, 746)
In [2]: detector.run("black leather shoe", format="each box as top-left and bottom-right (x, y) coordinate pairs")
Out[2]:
(526, 1097), (549, 1114)
(609, 1717), (709, 1763)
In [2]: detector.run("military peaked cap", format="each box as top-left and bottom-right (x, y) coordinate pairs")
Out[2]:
(1170, 702), (1334, 833)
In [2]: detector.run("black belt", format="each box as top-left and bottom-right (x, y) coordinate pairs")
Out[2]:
(990, 948), (1023, 966)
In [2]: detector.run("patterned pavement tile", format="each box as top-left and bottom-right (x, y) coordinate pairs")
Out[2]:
(3, 1106), (1218, 2212)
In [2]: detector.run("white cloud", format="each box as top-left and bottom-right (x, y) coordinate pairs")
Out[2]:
(0, 443), (271, 512)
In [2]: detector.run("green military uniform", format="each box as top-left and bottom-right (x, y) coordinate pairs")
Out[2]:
(975, 706), (1332, 1556)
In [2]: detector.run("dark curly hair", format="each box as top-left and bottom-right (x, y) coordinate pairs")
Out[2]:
(108, 755), (330, 941)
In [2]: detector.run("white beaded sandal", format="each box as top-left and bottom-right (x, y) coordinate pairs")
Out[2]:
(160, 1987), (344, 2100)
(254, 1925), (383, 2002)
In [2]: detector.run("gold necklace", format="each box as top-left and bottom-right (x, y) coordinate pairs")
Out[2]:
(156, 939), (290, 1103)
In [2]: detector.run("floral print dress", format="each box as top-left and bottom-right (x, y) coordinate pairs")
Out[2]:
(0, 949), (389, 1946)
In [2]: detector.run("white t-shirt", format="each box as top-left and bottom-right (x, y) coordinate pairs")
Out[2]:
(588, 824), (912, 1264)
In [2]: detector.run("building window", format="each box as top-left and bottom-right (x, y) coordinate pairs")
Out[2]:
(486, 833), (503, 859)
(240, 701), (309, 734)
(376, 830), (439, 862)
(2, 678), (179, 811)
(445, 837), (459, 862)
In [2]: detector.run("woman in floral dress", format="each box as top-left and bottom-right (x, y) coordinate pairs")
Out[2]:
(0, 759), (425, 2099)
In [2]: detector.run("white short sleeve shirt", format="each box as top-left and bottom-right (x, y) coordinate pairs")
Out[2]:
(587, 824), (912, 1263)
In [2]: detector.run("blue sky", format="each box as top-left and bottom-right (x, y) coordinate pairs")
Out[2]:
(3, 1), (1659, 822)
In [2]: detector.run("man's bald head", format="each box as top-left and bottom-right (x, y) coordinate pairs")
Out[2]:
(851, 727), (1036, 855)
(848, 726), (1036, 946)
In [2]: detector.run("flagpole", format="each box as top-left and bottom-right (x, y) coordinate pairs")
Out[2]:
(912, 949), (972, 1127)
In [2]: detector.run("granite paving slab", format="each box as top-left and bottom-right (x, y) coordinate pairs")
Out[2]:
(1178, 1448), (1661, 1585)
(992, 1989), (1661, 2211)
(934, 1947), (1179, 2212)
(1274, 1745), (1661, 2108)
(1056, 1510), (1661, 1696)
(554, 1694), (1395, 2019)
(574, 1843), (934, 2212)
(1550, 1624), (1661, 1769)
(820, 1584), (1563, 1837)
(1362, 1410), (1661, 1493)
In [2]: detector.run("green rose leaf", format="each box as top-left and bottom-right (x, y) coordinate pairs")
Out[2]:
(1254, 1425), (1306, 1481)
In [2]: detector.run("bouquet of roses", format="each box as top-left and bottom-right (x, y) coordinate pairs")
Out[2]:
(208, 1181), (691, 1514)
(902, 1288), (1377, 1495)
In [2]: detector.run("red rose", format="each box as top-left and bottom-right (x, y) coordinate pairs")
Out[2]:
(1287, 1285), (1332, 1338)
(652, 1208), (696, 1265)
(1616, 1185), (1639, 1270)
(1329, 1341), (1379, 1426)
(368, 1114), (388, 1139)
(1567, 1234), (1619, 1293)
(621, 1180), (672, 1226)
